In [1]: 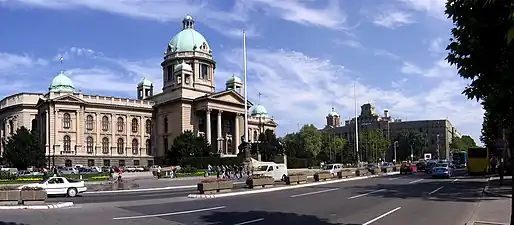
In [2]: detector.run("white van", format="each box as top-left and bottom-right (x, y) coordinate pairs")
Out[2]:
(253, 163), (288, 181)
(321, 164), (343, 177)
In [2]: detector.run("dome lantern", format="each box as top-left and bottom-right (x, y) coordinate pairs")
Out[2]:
(328, 107), (339, 117)
(250, 104), (269, 118)
(49, 71), (76, 93)
(166, 15), (211, 54)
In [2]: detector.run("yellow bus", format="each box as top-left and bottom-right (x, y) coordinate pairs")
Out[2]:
(466, 147), (489, 175)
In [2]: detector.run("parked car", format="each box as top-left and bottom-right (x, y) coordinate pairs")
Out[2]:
(321, 164), (343, 177)
(431, 163), (455, 178)
(416, 161), (427, 172)
(59, 167), (78, 174)
(18, 176), (87, 197)
(381, 162), (397, 172)
(400, 162), (417, 174)
(425, 161), (437, 174)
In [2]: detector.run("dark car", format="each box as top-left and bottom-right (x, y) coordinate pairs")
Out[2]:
(416, 161), (426, 171)
(400, 163), (416, 174)
(425, 161), (437, 174)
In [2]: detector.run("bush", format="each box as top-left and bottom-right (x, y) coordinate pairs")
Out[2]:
(20, 186), (44, 191)
(178, 166), (200, 174)
(0, 172), (16, 180)
(287, 157), (321, 169)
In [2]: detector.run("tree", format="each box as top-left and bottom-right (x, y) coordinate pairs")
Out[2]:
(394, 130), (427, 161)
(298, 124), (323, 159)
(480, 110), (501, 156)
(359, 130), (390, 163)
(2, 126), (44, 169)
(446, 1), (514, 221)
(165, 131), (212, 165)
(252, 129), (282, 161)
(319, 132), (346, 163)
(450, 135), (477, 151)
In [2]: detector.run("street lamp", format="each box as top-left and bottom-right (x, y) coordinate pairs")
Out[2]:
(393, 141), (398, 163)
(436, 133), (440, 160)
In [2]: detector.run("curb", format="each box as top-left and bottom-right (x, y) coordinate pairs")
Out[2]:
(483, 178), (512, 199)
(187, 172), (400, 199)
(0, 202), (74, 210)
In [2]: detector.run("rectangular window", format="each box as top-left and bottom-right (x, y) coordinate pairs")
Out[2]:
(103, 159), (110, 167)
(167, 66), (174, 81)
(200, 64), (208, 79)
(119, 160), (126, 167)
(147, 160), (154, 167)
(87, 159), (95, 167)
(134, 160), (140, 166)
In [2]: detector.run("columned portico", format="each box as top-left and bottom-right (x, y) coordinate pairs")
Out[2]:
(201, 108), (243, 156)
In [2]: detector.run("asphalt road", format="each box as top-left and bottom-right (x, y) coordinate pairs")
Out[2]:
(0, 172), (488, 225)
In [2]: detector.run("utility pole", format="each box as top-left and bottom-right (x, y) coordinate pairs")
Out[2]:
(393, 141), (398, 163)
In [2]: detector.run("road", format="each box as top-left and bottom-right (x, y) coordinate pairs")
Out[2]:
(0, 172), (488, 225)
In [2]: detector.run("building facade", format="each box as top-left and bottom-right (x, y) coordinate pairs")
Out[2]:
(0, 15), (277, 167)
(323, 103), (461, 160)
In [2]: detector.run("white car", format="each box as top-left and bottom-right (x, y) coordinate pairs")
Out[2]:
(18, 176), (87, 197)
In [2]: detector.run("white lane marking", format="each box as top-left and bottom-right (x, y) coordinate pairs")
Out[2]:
(348, 189), (386, 199)
(234, 218), (265, 225)
(428, 186), (444, 195)
(87, 182), (244, 194)
(112, 206), (226, 220)
(408, 179), (424, 184)
(362, 207), (402, 225)
(388, 177), (400, 180)
(451, 178), (459, 183)
(290, 188), (340, 198)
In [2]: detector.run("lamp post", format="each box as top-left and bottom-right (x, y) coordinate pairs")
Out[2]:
(393, 141), (398, 163)
(436, 133), (440, 160)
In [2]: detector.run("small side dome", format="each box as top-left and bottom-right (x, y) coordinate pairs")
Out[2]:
(174, 62), (192, 72)
(328, 107), (339, 117)
(138, 77), (153, 87)
(49, 71), (76, 93)
(226, 74), (242, 84)
(250, 104), (269, 118)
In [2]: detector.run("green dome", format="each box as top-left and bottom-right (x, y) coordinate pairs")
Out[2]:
(49, 71), (75, 93)
(226, 75), (242, 84)
(328, 107), (339, 117)
(250, 104), (269, 118)
(138, 77), (153, 87)
(167, 15), (211, 53)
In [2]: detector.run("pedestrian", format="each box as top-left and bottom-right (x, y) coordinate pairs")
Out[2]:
(215, 165), (220, 179)
(157, 166), (162, 179)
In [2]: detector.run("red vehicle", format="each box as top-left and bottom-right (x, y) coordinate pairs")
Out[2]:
(399, 162), (417, 174)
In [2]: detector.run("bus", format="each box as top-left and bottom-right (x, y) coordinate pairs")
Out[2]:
(452, 151), (467, 168)
(467, 147), (489, 175)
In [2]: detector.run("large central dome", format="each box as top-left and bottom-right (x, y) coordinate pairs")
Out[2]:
(167, 15), (211, 53)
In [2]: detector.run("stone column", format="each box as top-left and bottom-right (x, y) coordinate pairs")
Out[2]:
(205, 109), (211, 144)
(75, 111), (79, 151)
(54, 109), (59, 152)
(110, 114), (115, 155)
(140, 117), (144, 156)
(234, 114), (240, 155)
(45, 110), (50, 155)
(95, 113), (100, 155)
(250, 128), (254, 143)
(217, 110), (222, 153)
(125, 115), (129, 156)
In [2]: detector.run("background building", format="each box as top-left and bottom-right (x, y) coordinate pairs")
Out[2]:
(0, 15), (277, 167)
(323, 103), (461, 160)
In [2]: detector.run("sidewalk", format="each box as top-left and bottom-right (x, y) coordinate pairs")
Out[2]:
(469, 176), (511, 225)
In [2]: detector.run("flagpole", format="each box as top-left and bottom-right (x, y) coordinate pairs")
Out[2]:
(243, 30), (249, 143)
(354, 83), (360, 166)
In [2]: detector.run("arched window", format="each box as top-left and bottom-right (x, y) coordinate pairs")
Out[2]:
(31, 119), (37, 131)
(131, 118), (139, 133)
(64, 159), (72, 167)
(63, 113), (71, 129)
(8, 120), (13, 134)
(102, 116), (109, 131)
(102, 137), (109, 154)
(253, 130), (258, 142)
(117, 138), (124, 154)
(145, 119), (152, 134)
(86, 115), (94, 131)
(163, 137), (169, 151)
(63, 135), (71, 152)
(117, 117), (124, 132)
(146, 139), (151, 155)
(86, 136), (94, 153)
(164, 117), (168, 133)
(132, 138), (139, 155)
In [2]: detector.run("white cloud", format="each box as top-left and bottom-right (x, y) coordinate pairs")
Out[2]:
(245, 0), (350, 30)
(371, 8), (414, 29)
(53, 47), (103, 61)
(218, 48), (480, 139)
(334, 39), (363, 48)
(0, 52), (48, 73)
(374, 50), (401, 60)
(401, 60), (454, 78)
(428, 37), (445, 55)
(396, 0), (447, 19)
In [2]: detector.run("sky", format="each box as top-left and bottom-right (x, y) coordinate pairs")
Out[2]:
(0, 0), (484, 143)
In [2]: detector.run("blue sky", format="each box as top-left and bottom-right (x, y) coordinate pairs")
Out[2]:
(0, 0), (484, 142)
